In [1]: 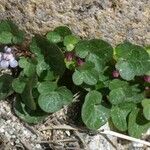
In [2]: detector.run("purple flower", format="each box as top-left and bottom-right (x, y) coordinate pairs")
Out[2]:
(112, 70), (120, 78)
(77, 58), (84, 66)
(65, 52), (74, 61)
(144, 75), (150, 83)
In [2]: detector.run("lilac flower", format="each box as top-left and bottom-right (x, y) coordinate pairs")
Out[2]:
(0, 46), (18, 69)
(0, 60), (9, 69)
(4, 46), (12, 53)
(9, 59), (18, 68)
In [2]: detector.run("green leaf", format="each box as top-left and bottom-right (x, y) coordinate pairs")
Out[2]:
(111, 103), (135, 131)
(30, 36), (65, 76)
(75, 40), (91, 58)
(76, 39), (113, 61)
(143, 105), (150, 120)
(21, 75), (37, 110)
(82, 69), (99, 85)
(128, 108), (150, 138)
(0, 20), (24, 44)
(109, 80), (144, 105)
(0, 74), (13, 100)
(12, 77), (26, 94)
(142, 99), (150, 120)
(75, 39), (113, 73)
(40, 70), (55, 81)
(89, 39), (113, 62)
(73, 62), (99, 86)
(19, 57), (36, 77)
(64, 35), (80, 51)
(54, 26), (72, 38)
(38, 91), (62, 113)
(142, 99), (150, 107)
(38, 86), (73, 113)
(82, 91), (110, 129)
(86, 53), (105, 72)
(14, 96), (47, 124)
(115, 42), (150, 80)
(36, 59), (49, 76)
(46, 31), (62, 43)
(116, 60), (135, 80)
(0, 32), (13, 44)
(56, 86), (73, 105)
(37, 81), (57, 95)
(72, 69), (84, 85)
(109, 79), (128, 90)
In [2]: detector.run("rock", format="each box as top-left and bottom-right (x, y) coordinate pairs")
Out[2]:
(0, 0), (149, 45)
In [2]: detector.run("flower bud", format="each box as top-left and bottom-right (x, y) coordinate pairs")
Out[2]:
(77, 58), (84, 66)
(144, 75), (150, 83)
(65, 52), (74, 61)
(112, 70), (120, 78)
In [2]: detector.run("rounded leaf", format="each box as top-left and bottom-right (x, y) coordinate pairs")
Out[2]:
(116, 60), (135, 81)
(75, 40), (90, 58)
(128, 108), (150, 138)
(115, 42), (150, 80)
(143, 105), (150, 120)
(82, 91), (110, 129)
(72, 70), (84, 85)
(0, 32), (13, 44)
(12, 78), (26, 94)
(37, 81), (57, 95)
(57, 86), (73, 105)
(64, 35), (80, 51)
(82, 69), (99, 85)
(14, 96), (46, 124)
(111, 103), (135, 131)
(46, 31), (62, 43)
(54, 26), (72, 38)
(38, 92), (62, 113)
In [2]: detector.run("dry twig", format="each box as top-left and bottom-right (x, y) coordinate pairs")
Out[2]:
(99, 130), (150, 147)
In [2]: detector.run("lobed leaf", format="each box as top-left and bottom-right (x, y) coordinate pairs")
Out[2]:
(111, 103), (135, 131)
(38, 86), (73, 113)
(14, 96), (47, 124)
(0, 20), (24, 44)
(115, 42), (150, 80)
(19, 57), (36, 77)
(82, 91), (110, 129)
(63, 35), (80, 51)
(46, 31), (62, 43)
(128, 108), (150, 138)
(54, 26), (72, 38)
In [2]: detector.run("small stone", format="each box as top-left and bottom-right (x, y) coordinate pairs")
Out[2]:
(15, 139), (20, 144)
(65, 131), (71, 136)
(0, 128), (5, 133)
(11, 135), (16, 138)
(36, 144), (42, 149)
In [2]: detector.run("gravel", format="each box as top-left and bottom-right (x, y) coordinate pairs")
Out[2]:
(0, 0), (149, 46)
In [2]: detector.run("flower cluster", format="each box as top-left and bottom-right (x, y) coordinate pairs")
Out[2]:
(65, 52), (84, 66)
(0, 46), (18, 69)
